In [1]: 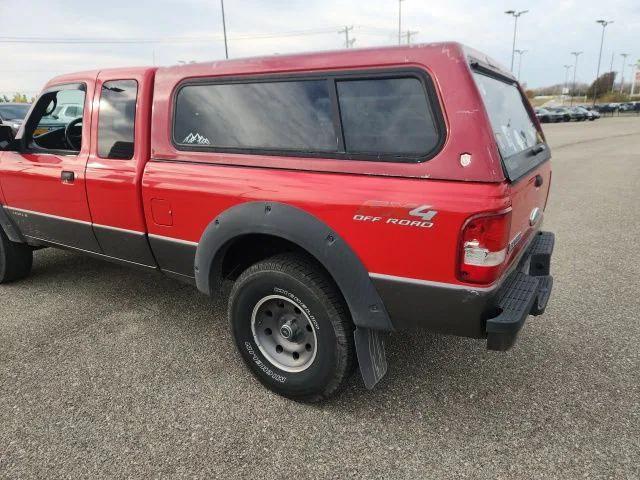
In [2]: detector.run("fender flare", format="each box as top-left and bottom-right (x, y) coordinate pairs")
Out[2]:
(194, 201), (393, 332)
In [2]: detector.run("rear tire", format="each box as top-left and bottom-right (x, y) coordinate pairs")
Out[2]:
(228, 253), (355, 402)
(0, 229), (33, 284)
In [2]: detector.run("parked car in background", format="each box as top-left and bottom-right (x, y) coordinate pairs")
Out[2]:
(45, 103), (83, 123)
(31, 97), (85, 137)
(535, 108), (562, 123)
(596, 103), (619, 114)
(0, 103), (31, 134)
(548, 107), (572, 122)
(618, 103), (635, 112)
(568, 106), (588, 121)
(584, 106), (601, 119)
(580, 106), (600, 120)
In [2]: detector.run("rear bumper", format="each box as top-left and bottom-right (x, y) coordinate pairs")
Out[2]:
(485, 231), (554, 350)
(371, 231), (555, 349)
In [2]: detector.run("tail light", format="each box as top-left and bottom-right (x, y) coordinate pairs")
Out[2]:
(458, 210), (512, 284)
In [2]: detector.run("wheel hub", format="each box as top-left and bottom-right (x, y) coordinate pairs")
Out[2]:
(279, 316), (300, 341)
(250, 295), (318, 373)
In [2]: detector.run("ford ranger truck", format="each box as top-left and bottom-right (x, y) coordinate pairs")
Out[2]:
(0, 43), (554, 401)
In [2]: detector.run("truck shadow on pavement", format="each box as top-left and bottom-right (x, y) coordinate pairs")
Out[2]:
(21, 248), (555, 417)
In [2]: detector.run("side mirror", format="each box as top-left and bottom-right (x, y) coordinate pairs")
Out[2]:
(0, 124), (15, 150)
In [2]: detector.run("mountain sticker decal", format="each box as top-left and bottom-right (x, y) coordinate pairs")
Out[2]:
(183, 133), (211, 145)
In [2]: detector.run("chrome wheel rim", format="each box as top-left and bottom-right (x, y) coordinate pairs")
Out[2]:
(250, 295), (318, 373)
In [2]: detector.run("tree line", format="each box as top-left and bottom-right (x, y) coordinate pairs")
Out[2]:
(528, 71), (635, 99)
(0, 93), (33, 103)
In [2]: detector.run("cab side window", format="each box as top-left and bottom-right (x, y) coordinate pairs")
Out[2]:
(97, 80), (138, 160)
(26, 87), (86, 153)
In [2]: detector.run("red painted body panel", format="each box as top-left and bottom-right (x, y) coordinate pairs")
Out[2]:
(0, 71), (98, 222)
(506, 161), (552, 261)
(85, 67), (157, 232)
(142, 161), (510, 285)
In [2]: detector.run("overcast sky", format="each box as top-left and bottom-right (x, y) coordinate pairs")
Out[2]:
(0, 0), (638, 96)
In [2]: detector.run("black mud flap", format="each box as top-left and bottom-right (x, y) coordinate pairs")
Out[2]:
(354, 328), (388, 390)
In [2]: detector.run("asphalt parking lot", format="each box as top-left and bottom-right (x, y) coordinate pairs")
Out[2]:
(1, 116), (639, 479)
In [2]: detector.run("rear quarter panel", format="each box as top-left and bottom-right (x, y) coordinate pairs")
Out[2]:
(142, 162), (510, 284)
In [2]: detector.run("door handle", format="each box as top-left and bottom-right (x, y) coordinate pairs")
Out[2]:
(61, 171), (75, 183)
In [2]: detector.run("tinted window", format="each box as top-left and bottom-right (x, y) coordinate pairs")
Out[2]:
(337, 78), (438, 156)
(174, 80), (336, 151)
(473, 72), (540, 165)
(98, 80), (138, 159)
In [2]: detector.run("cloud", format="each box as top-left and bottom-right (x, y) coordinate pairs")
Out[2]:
(0, 0), (637, 92)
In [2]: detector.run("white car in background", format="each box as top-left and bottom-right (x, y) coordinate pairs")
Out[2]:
(45, 103), (83, 123)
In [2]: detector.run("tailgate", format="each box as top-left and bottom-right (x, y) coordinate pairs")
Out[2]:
(472, 70), (552, 265)
(506, 161), (551, 265)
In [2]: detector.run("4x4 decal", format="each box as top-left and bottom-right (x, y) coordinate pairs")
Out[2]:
(353, 201), (438, 228)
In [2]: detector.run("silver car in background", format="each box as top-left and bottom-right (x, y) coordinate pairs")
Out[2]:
(0, 103), (31, 134)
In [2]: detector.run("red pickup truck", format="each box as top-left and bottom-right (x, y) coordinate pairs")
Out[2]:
(0, 43), (554, 401)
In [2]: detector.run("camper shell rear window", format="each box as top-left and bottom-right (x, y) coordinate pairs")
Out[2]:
(472, 69), (549, 180)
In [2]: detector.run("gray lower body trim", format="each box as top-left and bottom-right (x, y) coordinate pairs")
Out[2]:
(24, 235), (159, 272)
(148, 234), (197, 278)
(93, 224), (156, 267)
(5, 206), (101, 252)
(370, 274), (495, 337)
(162, 269), (197, 285)
(369, 231), (541, 337)
(2, 206), (199, 279)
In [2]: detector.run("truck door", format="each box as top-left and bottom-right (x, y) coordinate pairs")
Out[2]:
(84, 70), (156, 267)
(0, 81), (101, 252)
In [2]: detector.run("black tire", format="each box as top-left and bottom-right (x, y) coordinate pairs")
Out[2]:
(228, 253), (355, 402)
(0, 228), (33, 284)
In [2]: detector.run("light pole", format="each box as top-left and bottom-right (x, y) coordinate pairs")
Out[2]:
(221, 0), (229, 59)
(402, 30), (419, 44)
(515, 49), (527, 81)
(619, 53), (629, 94)
(338, 26), (355, 49)
(570, 51), (583, 106)
(610, 52), (616, 92)
(630, 62), (639, 97)
(505, 10), (529, 72)
(593, 19), (613, 105)
(563, 64), (572, 105)
(398, 0), (405, 45)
